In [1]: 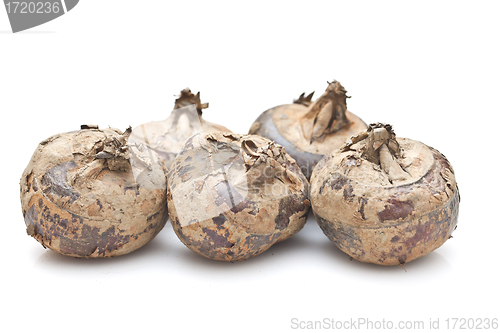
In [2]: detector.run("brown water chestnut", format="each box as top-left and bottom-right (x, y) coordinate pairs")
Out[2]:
(20, 125), (168, 258)
(167, 131), (311, 261)
(310, 123), (459, 265)
(130, 88), (231, 170)
(249, 80), (367, 179)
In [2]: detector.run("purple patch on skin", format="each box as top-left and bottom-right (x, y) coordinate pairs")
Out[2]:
(378, 199), (414, 222)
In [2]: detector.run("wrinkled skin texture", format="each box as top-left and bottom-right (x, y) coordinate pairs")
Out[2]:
(249, 81), (367, 179)
(20, 127), (168, 258)
(167, 132), (311, 261)
(311, 127), (460, 266)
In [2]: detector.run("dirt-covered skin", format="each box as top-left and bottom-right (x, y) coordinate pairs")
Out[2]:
(249, 81), (366, 179)
(167, 132), (311, 261)
(310, 123), (460, 265)
(20, 126), (168, 258)
(130, 88), (231, 170)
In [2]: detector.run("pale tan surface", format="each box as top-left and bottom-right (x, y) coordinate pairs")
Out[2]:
(272, 103), (367, 155)
(20, 128), (168, 257)
(311, 126), (459, 265)
(167, 132), (310, 261)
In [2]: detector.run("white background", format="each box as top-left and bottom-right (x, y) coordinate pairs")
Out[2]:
(2, 1), (499, 332)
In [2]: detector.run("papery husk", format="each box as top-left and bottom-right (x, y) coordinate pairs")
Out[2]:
(167, 132), (310, 261)
(310, 123), (459, 265)
(20, 126), (168, 257)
